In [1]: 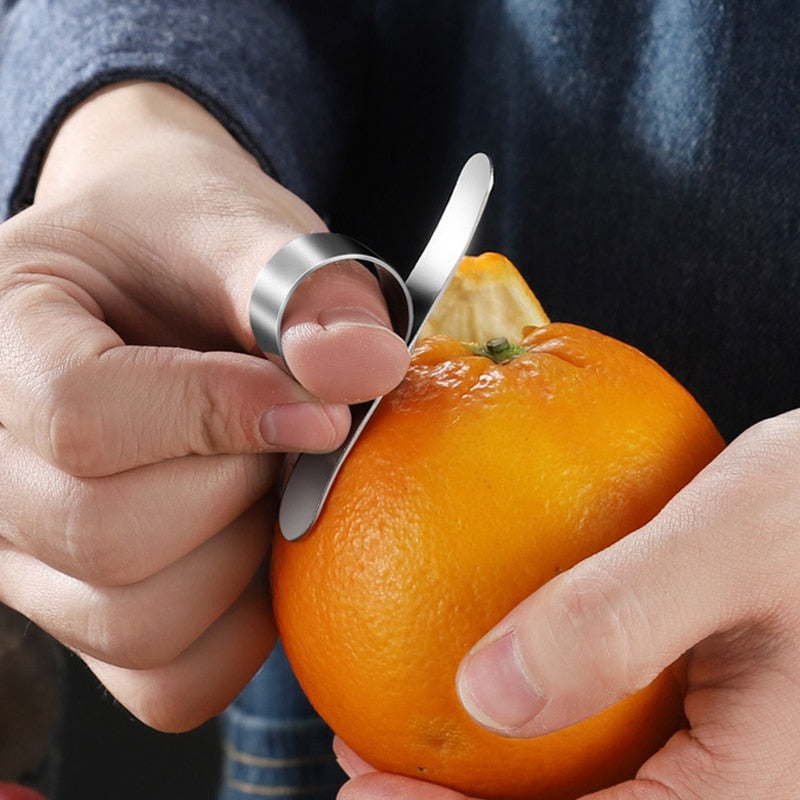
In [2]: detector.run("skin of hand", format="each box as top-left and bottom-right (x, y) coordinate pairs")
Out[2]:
(0, 81), (409, 732)
(334, 409), (800, 799)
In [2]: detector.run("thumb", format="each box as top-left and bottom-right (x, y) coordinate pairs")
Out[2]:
(455, 451), (751, 738)
(275, 256), (410, 405)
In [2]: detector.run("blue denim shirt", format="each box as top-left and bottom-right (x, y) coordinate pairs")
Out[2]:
(2, 2), (799, 798)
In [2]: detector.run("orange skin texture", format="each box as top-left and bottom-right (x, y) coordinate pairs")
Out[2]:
(271, 323), (725, 800)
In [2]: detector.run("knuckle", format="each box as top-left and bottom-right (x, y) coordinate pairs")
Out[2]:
(59, 483), (150, 587)
(61, 532), (130, 588)
(82, 601), (138, 667)
(549, 563), (650, 696)
(83, 597), (184, 671)
(194, 381), (233, 454)
(40, 371), (112, 476)
(726, 412), (800, 493)
(638, 730), (726, 800)
(710, 412), (800, 592)
(191, 358), (267, 455)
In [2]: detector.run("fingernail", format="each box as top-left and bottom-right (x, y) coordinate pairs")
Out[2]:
(332, 736), (374, 778)
(260, 403), (338, 451)
(317, 305), (390, 331)
(456, 632), (546, 735)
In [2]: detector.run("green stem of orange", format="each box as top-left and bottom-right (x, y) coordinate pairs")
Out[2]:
(469, 337), (527, 363)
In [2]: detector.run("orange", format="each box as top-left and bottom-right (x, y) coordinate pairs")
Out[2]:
(271, 253), (725, 800)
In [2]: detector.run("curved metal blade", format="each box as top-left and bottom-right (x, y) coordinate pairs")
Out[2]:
(278, 153), (494, 540)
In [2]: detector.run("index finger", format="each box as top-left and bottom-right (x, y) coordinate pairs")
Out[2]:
(0, 276), (351, 475)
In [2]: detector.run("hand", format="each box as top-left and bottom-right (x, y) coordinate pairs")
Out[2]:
(335, 410), (800, 799)
(0, 81), (409, 731)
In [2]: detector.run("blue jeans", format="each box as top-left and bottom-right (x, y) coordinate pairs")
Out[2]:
(217, 640), (345, 800)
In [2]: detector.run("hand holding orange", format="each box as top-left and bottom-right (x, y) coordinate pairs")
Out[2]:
(271, 253), (725, 800)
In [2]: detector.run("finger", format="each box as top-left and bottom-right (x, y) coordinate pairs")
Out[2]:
(82, 572), (276, 732)
(278, 259), (410, 404)
(573, 731), (718, 800)
(592, 622), (800, 799)
(338, 772), (472, 800)
(332, 737), (376, 779)
(0, 279), (351, 475)
(565, 679), (800, 800)
(332, 739), (474, 800)
(0, 426), (277, 585)
(577, 778), (681, 800)
(456, 418), (797, 737)
(0, 494), (273, 670)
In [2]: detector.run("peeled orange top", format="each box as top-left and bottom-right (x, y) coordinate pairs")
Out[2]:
(271, 253), (725, 800)
(418, 251), (550, 342)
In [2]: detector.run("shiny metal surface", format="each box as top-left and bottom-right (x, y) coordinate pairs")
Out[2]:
(249, 153), (494, 540)
(249, 232), (412, 368)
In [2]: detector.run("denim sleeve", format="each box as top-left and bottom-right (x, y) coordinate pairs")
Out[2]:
(0, 0), (368, 218)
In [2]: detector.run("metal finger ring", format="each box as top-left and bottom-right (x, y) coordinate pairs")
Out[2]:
(249, 232), (413, 364)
